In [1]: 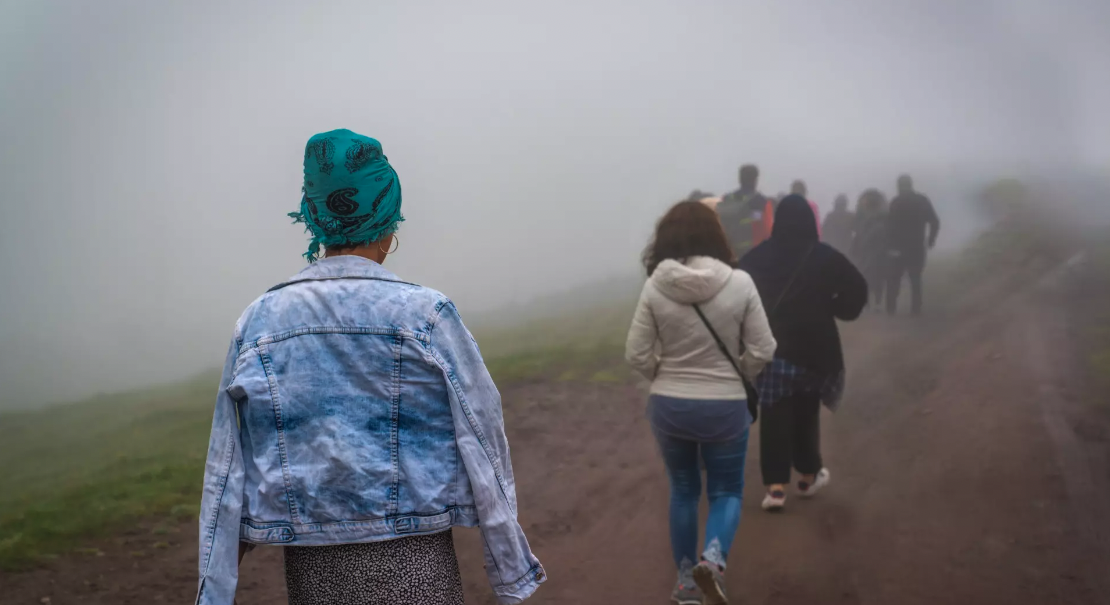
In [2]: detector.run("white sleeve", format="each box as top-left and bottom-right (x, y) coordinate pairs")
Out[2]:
(737, 272), (777, 379)
(625, 282), (659, 381)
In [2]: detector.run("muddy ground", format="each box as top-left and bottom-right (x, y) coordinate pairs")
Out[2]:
(3, 261), (1109, 605)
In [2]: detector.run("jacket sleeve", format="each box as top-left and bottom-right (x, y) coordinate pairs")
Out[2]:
(195, 336), (246, 605)
(624, 282), (659, 381)
(736, 272), (777, 379)
(426, 301), (545, 604)
(924, 196), (941, 247)
(830, 252), (870, 321)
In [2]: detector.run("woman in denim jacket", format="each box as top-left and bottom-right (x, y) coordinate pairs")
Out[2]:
(195, 130), (544, 605)
(626, 200), (777, 604)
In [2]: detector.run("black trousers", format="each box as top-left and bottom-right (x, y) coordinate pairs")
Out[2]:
(886, 252), (925, 315)
(759, 391), (823, 486)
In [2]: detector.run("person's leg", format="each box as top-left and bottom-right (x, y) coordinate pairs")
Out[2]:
(908, 256), (925, 315)
(873, 259), (887, 307)
(655, 431), (702, 571)
(694, 431), (748, 605)
(699, 429), (750, 569)
(791, 391), (823, 480)
(760, 397), (793, 488)
(886, 255), (905, 315)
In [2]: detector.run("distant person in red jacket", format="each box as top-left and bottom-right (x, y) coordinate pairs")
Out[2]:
(717, 164), (776, 263)
(790, 180), (823, 239)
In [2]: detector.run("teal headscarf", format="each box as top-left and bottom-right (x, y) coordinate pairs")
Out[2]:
(290, 129), (404, 262)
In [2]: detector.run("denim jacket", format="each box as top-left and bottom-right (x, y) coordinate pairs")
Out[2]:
(195, 256), (545, 605)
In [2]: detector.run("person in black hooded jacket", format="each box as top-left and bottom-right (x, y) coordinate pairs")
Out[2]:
(737, 195), (868, 512)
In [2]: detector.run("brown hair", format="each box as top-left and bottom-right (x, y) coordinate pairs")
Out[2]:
(643, 200), (735, 276)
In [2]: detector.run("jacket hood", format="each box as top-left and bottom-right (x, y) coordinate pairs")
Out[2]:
(772, 194), (820, 242)
(650, 256), (733, 304)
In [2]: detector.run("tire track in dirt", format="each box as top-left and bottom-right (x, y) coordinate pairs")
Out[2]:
(1018, 261), (1110, 599)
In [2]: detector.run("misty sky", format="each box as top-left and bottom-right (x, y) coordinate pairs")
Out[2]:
(1, 0), (1108, 407)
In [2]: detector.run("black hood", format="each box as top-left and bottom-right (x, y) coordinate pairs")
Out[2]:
(771, 194), (819, 242)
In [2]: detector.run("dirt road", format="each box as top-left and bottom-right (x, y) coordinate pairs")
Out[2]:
(4, 266), (1109, 604)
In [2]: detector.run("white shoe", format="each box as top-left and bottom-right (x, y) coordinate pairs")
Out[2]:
(798, 468), (831, 498)
(761, 489), (786, 512)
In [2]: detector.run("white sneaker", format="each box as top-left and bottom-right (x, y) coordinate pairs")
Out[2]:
(761, 489), (786, 512)
(798, 468), (831, 498)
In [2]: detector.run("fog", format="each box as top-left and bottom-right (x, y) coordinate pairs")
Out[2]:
(1, 0), (1108, 408)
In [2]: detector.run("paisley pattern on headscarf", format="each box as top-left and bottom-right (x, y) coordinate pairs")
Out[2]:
(290, 129), (404, 262)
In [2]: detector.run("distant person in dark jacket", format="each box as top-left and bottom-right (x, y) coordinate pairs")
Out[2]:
(738, 196), (868, 512)
(886, 175), (940, 316)
(851, 189), (890, 309)
(717, 164), (776, 263)
(822, 194), (855, 253)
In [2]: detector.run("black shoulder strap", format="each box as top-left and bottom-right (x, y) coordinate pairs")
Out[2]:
(768, 243), (816, 315)
(693, 303), (760, 422)
(693, 304), (743, 378)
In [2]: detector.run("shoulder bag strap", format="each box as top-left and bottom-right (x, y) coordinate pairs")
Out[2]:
(692, 303), (759, 422)
(768, 243), (816, 315)
(693, 304), (743, 378)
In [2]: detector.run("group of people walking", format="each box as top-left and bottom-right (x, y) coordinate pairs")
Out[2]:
(824, 177), (942, 316)
(696, 166), (943, 317)
(630, 163), (870, 604)
(195, 130), (942, 605)
(631, 164), (942, 603)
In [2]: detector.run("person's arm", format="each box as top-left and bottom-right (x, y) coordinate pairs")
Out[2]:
(924, 196), (940, 248)
(736, 272), (777, 379)
(425, 302), (545, 604)
(829, 251), (869, 321)
(625, 282), (659, 381)
(195, 336), (247, 605)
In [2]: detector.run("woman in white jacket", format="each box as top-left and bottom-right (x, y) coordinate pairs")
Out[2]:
(626, 200), (777, 605)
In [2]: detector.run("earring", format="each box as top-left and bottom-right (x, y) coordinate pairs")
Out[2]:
(379, 234), (400, 255)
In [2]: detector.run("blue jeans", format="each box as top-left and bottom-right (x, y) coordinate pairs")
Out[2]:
(655, 428), (749, 570)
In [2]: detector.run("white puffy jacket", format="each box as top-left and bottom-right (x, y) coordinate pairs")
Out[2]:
(625, 256), (776, 400)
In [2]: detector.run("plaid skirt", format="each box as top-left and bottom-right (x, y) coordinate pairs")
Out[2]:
(754, 358), (846, 411)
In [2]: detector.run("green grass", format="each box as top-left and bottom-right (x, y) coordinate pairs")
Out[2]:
(0, 302), (635, 570)
(0, 375), (217, 569)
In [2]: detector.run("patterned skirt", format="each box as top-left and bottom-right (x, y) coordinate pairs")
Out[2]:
(283, 530), (465, 605)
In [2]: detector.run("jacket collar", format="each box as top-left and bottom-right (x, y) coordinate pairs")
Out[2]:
(269, 256), (412, 292)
